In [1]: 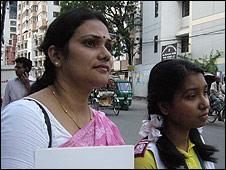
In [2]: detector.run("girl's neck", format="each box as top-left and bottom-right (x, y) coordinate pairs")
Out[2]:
(163, 125), (190, 152)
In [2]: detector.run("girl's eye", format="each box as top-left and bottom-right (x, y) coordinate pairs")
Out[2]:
(84, 40), (95, 48)
(185, 94), (196, 100)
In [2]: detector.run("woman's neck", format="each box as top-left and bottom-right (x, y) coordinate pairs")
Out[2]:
(51, 81), (90, 116)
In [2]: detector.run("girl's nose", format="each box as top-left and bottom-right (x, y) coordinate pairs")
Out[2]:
(199, 95), (210, 110)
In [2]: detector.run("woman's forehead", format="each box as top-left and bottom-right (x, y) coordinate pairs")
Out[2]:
(74, 20), (110, 39)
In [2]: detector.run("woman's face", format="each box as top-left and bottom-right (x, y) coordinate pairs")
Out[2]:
(166, 73), (210, 130)
(60, 19), (113, 90)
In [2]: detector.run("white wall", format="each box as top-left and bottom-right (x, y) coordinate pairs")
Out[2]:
(191, 1), (225, 73)
(1, 65), (15, 97)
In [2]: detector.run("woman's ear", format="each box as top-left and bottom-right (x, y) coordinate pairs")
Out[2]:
(48, 45), (62, 67)
(157, 102), (169, 116)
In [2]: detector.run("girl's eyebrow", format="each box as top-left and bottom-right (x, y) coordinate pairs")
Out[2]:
(81, 34), (112, 42)
(182, 84), (208, 93)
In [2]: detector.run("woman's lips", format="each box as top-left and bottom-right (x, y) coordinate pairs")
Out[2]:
(93, 64), (110, 73)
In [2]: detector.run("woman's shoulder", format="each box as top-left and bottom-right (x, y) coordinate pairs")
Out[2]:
(1, 98), (47, 124)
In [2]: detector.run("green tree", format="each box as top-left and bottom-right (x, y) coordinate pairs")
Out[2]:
(60, 1), (142, 65)
(177, 50), (223, 75)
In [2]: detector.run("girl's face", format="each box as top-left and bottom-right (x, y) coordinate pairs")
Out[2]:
(166, 73), (210, 130)
(59, 19), (113, 90)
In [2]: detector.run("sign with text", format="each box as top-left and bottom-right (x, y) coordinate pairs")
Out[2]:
(161, 43), (177, 60)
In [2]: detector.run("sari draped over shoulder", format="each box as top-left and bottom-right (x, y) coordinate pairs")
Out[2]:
(59, 109), (125, 147)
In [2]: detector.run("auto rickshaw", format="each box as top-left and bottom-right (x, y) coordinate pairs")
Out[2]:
(109, 77), (133, 110)
(89, 77), (133, 115)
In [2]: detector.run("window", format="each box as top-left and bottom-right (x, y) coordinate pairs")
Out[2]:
(182, 1), (189, 17)
(154, 35), (158, 53)
(10, 34), (16, 39)
(53, 1), (60, 5)
(155, 1), (159, 18)
(181, 36), (189, 53)
(10, 27), (16, 32)
(53, 12), (59, 17)
(10, 20), (16, 26)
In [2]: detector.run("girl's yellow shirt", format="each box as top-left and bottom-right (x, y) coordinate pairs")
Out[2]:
(135, 140), (202, 169)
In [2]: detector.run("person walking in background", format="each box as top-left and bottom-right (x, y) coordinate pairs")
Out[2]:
(1, 57), (34, 109)
(209, 75), (224, 114)
(1, 8), (125, 169)
(134, 59), (218, 169)
(210, 75), (224, 101)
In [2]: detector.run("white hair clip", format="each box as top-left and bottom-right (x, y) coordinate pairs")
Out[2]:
(139, 114), (163, 142)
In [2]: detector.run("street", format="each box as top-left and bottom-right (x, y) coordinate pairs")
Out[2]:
(104, 99), (225, 169)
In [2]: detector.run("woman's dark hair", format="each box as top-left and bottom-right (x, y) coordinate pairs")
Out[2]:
(147, 59), (218, 168)
(29, 8), (109, 94)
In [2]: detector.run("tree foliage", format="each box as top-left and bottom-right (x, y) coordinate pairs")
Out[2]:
(177, 50), (223, 74)
(60, 1), (142, 65)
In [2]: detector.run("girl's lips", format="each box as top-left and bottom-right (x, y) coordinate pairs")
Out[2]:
(200, 112), (208, 117)
(200, 112), (208, 121)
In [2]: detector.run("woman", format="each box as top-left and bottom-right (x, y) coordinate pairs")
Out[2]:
(134, 59), (218, 169)
(1, 8), (125, 169)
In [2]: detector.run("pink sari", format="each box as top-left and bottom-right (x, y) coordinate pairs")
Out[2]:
(59, 109), (125, 147)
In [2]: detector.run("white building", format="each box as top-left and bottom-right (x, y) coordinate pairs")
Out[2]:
(1, 1), (17, 65)
(16, 1), (60, 78)
(132, 1), (225, 97)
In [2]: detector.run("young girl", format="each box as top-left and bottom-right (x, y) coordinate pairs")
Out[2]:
(134, 59), (218, 169)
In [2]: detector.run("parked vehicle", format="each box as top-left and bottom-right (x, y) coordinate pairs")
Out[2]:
(89, 76), (133, 115)
(111, 78), (133, 110)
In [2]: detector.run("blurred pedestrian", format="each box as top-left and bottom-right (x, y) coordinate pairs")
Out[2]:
(1, 57), (34, 109)
(209, 75), (224, 113)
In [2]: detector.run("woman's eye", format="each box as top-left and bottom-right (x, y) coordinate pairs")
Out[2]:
(204, 90), (208, 96)
(84, 40), (95, 48)
(105, 43), (112, 52)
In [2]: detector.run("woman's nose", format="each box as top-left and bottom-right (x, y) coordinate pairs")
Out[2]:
(98, 47), (112, 61)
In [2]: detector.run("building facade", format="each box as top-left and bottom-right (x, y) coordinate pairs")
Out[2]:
(132, 1), (225, 97)
(1, 1), (17, 65)
(16, 1), (60, 78)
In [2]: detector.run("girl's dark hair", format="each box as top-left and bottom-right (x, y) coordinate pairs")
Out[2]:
(29, 8), (109, 94)
(147, 59), (218, 168)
